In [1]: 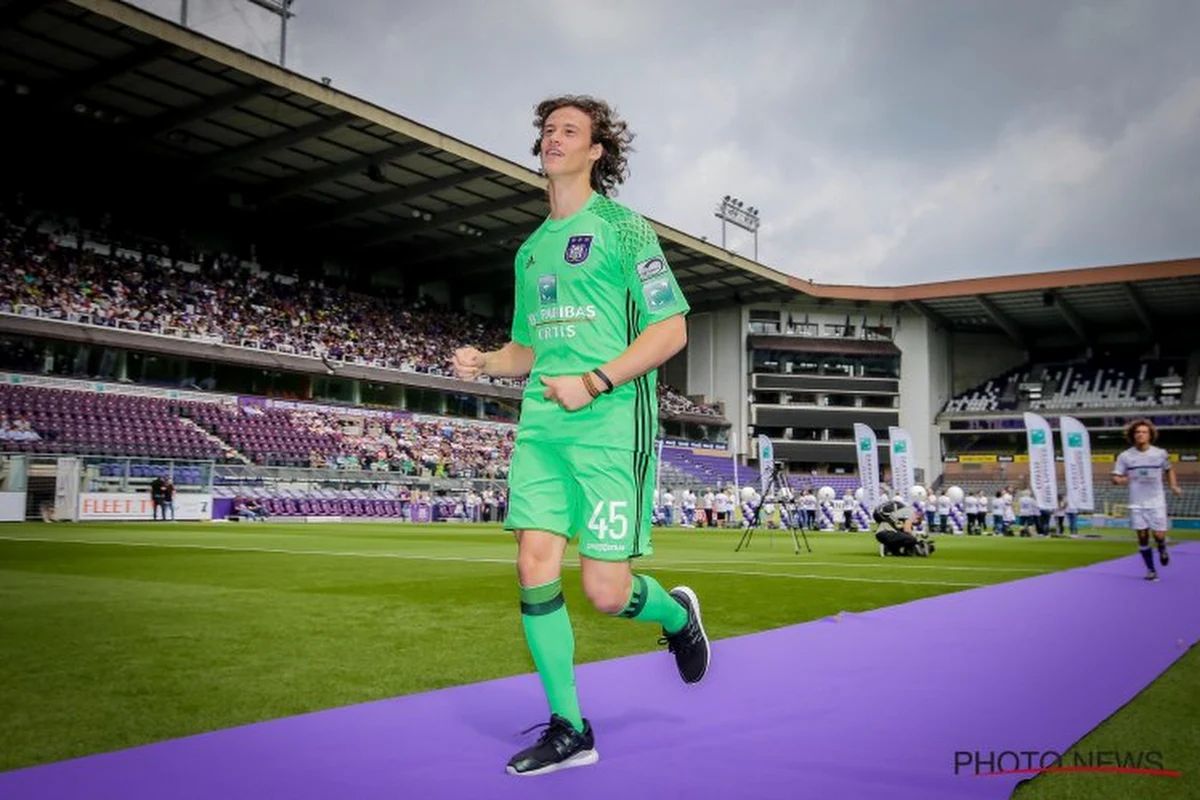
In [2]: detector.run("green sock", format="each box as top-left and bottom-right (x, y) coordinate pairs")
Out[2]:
(618, 573), (688, 634)
(519, 578), (584, 733)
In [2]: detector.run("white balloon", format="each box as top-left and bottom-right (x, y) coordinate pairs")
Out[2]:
(741, 485), (756, 502)
(909, 485), (928, 503)
(854, 487), (865, 502)
(817, 486), (835, 503)
(947, 485), (964, 504)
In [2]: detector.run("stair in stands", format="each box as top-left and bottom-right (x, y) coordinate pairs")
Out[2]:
(177, 417), (249, 464)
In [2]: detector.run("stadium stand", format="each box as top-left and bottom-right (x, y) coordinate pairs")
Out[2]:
(943, 359), (1187, 414)
(0, 212), (724, 421)
(0, 381), (514, 478)
(942, 367), (1027, 413)
(0, 384), (225, 460)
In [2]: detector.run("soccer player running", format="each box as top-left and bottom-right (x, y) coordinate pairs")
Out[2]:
(451, 95), (710, 777)
(1112, 419), (1182, 582)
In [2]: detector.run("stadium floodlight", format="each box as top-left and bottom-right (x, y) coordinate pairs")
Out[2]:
(179, 1), (297, 67)
(714, 195), (762, 261)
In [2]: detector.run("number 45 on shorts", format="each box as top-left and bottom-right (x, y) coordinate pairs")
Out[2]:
(589, 501), (629, 540)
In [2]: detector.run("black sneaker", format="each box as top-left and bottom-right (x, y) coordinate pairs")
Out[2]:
(505, 714), (598, 777)
(1160, 548), (1170, 567)
(1144, 570), (1159, 582)
(660, 586), (710, 684)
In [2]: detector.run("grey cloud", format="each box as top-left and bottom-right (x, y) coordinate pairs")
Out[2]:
(130, 0), (1200, 286)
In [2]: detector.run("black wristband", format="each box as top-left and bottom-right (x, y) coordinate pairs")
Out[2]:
(593, 368), (614, 394)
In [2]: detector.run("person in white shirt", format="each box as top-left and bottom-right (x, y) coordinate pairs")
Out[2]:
(681, 489), (696, 528)
(991, 492), (1006, 535)
(703, 489), (715, 528)
(937, 493), (952, 533)
(1112, 419), (1182, 582)
(1017, 491), (1037, 536)
(925, 497), (938, 533)
(662, 489), (675, 527)
(841, 491), (856, 531)
(714, 489), (731, 528)
(964, 493), (979, 535)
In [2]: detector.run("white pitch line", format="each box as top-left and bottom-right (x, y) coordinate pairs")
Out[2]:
(0, 536), (985, 588)
(647, 557), (1048, 574)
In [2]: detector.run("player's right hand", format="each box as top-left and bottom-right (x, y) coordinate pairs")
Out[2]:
(452, 347), (487, 381)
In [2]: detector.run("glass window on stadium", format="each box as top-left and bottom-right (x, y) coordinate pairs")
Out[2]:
(861, 355), (900, 379)
(752, 349), (782, 373)
(826, 426), (855, 442)
(482, 397), (519, 424)
(756, 391), (783, 405)
(749, 310), (782, 335)
(444, 392), (481, 418)
(360, 381), (404, 407)
(825, 394), (857, 408)
(862, 394), (897, 409)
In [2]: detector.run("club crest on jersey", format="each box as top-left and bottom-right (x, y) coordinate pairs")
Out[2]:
(563, 235), (594, 265)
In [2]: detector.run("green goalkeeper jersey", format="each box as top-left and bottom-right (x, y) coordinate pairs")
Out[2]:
(510, 191), (690, 453)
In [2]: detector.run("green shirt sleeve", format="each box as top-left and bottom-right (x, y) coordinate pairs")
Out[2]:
(510, 250), (533, 347)
(618, 213), (690, 325)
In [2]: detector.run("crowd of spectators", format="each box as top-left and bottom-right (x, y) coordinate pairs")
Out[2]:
(300, 411), (516, 478)
(0, 197), (725, 421)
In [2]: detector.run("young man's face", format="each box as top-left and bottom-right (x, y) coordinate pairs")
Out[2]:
(1133, 425), (1151, 447)
(540, 105), (601, 182)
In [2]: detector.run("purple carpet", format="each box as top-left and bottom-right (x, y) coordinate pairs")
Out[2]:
(4, 544), (1198, 800)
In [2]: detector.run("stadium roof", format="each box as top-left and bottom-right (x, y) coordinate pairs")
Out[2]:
(0, 0), (797, 308)
(2, 0), (1198, 342)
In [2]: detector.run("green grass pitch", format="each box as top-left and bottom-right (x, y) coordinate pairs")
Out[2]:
(0, 522), (1196, 798)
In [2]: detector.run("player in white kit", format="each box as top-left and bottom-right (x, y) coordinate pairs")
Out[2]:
(1112, 419), (1182, 582)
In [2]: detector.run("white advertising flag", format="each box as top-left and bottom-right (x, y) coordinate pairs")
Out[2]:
(1023, 412), (1059, 511)
(888, 426), (915, 500)
(854, 423), (881, 510)
(1059, 416), (1094, 511)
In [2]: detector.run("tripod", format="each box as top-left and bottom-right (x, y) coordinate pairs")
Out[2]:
(735, 464), (811, 554)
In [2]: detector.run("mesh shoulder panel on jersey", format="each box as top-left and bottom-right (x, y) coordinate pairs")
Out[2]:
(590, 195), (658, 269)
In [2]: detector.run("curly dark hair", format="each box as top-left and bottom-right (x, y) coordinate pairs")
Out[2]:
(1125, 418), (1158, 446)
(531, 95), (634, 196)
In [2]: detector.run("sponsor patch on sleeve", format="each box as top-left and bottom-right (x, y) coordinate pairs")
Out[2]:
(643, 277), (677, 311)
(635, 257), (667, 282)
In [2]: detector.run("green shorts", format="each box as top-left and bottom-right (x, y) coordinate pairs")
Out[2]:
(503, 439), (655, 561)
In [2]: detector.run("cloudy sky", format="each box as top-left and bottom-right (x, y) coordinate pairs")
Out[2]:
(131, 0), (1200, 287)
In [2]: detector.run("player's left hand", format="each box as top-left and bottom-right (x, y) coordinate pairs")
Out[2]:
(1172, 485), (1184, 497)
(541, 375), (592, 411)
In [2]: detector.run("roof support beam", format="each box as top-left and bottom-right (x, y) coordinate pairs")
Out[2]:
(359, 189), (544, 243)
(52, 42), (173, 104)
(976, 295), (1028, 349)
(403, 221), (542, 267)
(256, 140), (428, 202)
(685, 283), (772, 306)
(906, 300), (953, 331)
(187, 111), (354, 175)
(125, 81), (268, 142)
(1047, 290), (1089, 344)
(0, 0), (48, 31)
(1121, 282), (1157, 338)
(312, 166), (493, 228)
